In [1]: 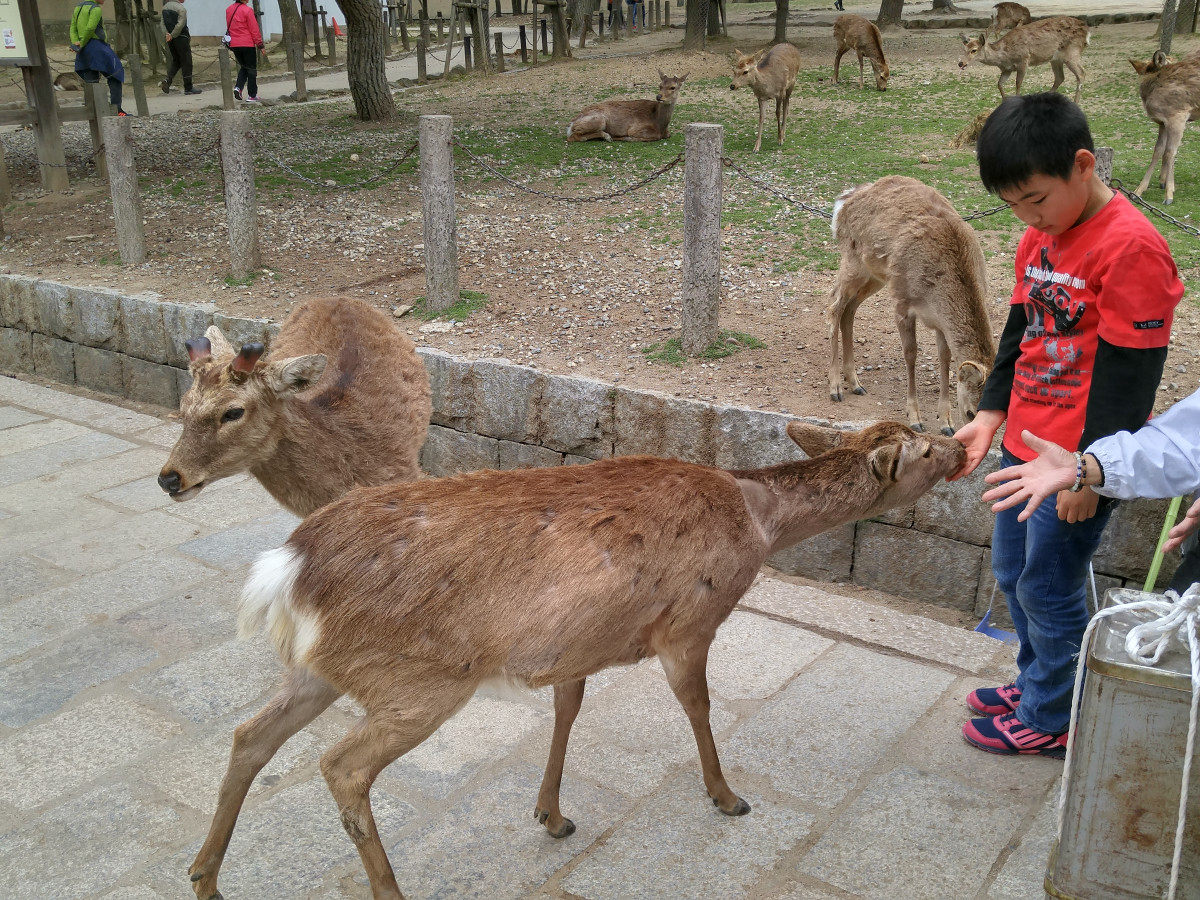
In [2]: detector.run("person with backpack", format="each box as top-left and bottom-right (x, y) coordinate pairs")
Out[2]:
(69, 0), (127, 116)
(225, 0), (265, 103)
(161, 0), (201, 95)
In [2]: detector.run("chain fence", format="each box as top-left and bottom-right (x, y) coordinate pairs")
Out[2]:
(1113, 178), (1200, 238)
(257, 139), (419, 190)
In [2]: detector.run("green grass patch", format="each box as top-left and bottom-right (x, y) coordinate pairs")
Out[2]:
(644, 330), (766, 365)
(410, 289), (489, 321)
(224, 271), (261, 287)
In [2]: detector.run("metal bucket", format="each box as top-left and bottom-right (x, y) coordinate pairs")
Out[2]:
(1045, 588), (1200, 900)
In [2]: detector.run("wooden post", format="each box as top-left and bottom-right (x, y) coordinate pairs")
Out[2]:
(313, 4), (325, 57)
(519, 23), (528, 60)
(127, 52), (150, 117)
(290, 42), (308, 101)
(101, 116), (145, 265)
(541, 15), (548, 53)
(400, 21), (410, 50)
(681, 123), (722, 357)
(437, 11), (444, 39)
(495, 33), (505, 70)
(221, 110), (260, 279)
(1161, 0), (1178, 54)
(597, 9), (603, 35)
(219, 46), (235, 109)
(464, 34), (472, 69)
(20, 0), (69, 192)
(495, 0), (502, 15)
(419, 115), (459, 313)
(0, 140), (10, 206)
(664, 1), (670, 27)
(417, 38), (428, 81)
(326, 25), (337, 64)
(85, 82), (110, 182)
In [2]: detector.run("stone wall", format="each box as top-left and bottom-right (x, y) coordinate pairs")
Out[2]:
(0, 275), (1179, 624)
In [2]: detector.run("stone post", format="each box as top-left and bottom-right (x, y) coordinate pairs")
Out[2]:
(101, 116), (146, 265)
(664, 1), (670, 27)
(326, 25), (337, 63)
(1095, 147), (1114, 186)
(221, 110), (261, 279)
(219, 47), (235, 109)
(85, 82), (110, 182)
(400, 20), (410, 49)
(290, 42), (308, 101)
(419, 115), (459, 313)
(417, 38), (428, 82)
(495, 33), (505, 71)
(681, 123), (722, 357)
(127, 53), (150, 117)
(519, 24), (528, 60)
(0, 140), (10, 205)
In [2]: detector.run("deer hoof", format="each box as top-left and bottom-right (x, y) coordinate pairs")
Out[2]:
(852, 386), (866, 396)
(831, 389), (844, 402)
(536, 808), (576, 838)
(713, 796), (752, 816)
(941, 425), (955, 437)
(1165, 197), (1174, 206)
(911, 422), (925, 433)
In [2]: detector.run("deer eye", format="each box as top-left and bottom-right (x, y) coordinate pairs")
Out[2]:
(922, 445), (932, 458)
(221, 407), (245, 424)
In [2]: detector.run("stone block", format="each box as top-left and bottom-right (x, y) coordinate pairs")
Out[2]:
(972, 549), (1016, 630)
(1093, 496), (1178, 580)
(420, 348), (474, 429)
(32, 279), (71, 339)
(715, 404), (804, 469)
(853, 521), (985, 611)
(497, 439), (562, 470)
(472, 358), (541, 442)
(176, 366), (193, 401)
(420, 425), (499, 477)
(537, 373), (614, 457)
(120, 295), (169, 364)
(212, 313), (269, 351)
(873, 503), (914, 527)
(264, 321), (282, 346)
(0, 327), (32, 374)
(913, 449), (1000, 547)
(69, 285), (123, 349)
(0, 275), (38, 329)
(613, 387), (718, 464)
(565, 453), (594, 466)
(767, 522), (855, 582)
(31, 333), (75, 385)
(74, 344), (125, 396)
(124, 357), (181, 409)
(161, 301), (215, 368)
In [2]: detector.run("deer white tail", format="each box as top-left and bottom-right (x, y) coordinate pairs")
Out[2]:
(238, 545), (321, 666)
(831, 186), (858, 238)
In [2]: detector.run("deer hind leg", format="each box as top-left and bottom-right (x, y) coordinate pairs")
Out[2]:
(1137, 123), (1170, 197)
(1050, 58), (1066, 94)
(753, 97), (767, 152)
(774, 97), (785, 146)
(934, 329), (955, 437)
(1063, 53), (1085, 102)
(534, 678), (585, 839)
(1162, 115), (1189, 204)
(833, 46), (848, 84)
(1011, 64), (1025, 95)
(190, 667), (343, 900)
(567, 114), (609, 142)
(897, 308), (925, 432)
(780, 86), (795, 145)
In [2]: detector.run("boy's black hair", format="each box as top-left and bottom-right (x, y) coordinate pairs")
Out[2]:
(976, 92), (1094, 195)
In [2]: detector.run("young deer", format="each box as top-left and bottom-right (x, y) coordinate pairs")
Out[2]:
(730, 43), (803, 151)
(832, 15), (890, 91)
(566, 72), (688, 142)
(988, 1), (1032, 38)
(958, 16), (1089, 102)
(187, 419), (965, 900)
(1131, 51), (1200, 206)
(158, 296), (431, 518)
(826, 175), (996, 436)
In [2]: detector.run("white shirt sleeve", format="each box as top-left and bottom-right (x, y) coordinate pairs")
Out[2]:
(1088, 387), (1200, 500)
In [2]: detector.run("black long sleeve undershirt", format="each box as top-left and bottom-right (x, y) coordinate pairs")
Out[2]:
(978, 305), (1025, 413)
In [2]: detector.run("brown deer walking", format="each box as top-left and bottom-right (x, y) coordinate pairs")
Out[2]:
(826, 176), (996, 436)
(187, 419), (965, 900)
(988, 1), (1032, 38)
(958, 16), (1089, 102)
(566, 71), (688, 142)
(158, 296), (431, 517)
(832, 15), (890, 91)
(1131, 51), (1200, 206)
(730, 43), (803, 151)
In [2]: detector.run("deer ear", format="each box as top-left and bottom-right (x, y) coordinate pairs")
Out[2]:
(786, 421), (844, 457)
(185, 337), (212, 364)
(204, 325), (236, 359)
(264, 354), (327, 395)
(957, 359), (988, 386)
(960, 32), (969, 43)
(230, 342), (266, 376)
(867, 442), (902, 485)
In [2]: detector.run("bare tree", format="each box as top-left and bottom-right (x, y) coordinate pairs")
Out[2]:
(568, 0), (594, 44)
(276, 0), (306, 48)
(774, 0), (789, 43)
(876, 0), (903, 28)
(340, 0), (397, 121)
(685, 0), (709, 49)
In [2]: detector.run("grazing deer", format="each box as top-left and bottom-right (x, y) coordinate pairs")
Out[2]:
(832, 15), (890, 91)
(566, 71), (688, 142)
(1131, 51), (1200, 206)
(158, 296), (431, 518)
(826, 176), (996, 436)
(187, 419), (965, 900)
(958, 16), (1089, 102)
(988, 1), (1032, 38)
(730, 43), (803, 152)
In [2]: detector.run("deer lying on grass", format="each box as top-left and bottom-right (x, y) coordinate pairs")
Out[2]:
(186, 418), (965, 900)
(1131, 51), (1200, 206)
(730, 44), (803, 152)
(832, 15), (890, 91)
(958, 16), (1089, 102)
(158, 296), (432, 517)
(566, 72), (688, 142)
(988, 1), (1032, 38)
(827, 175), (996, 436)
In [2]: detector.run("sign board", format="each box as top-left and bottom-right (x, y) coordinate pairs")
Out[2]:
(0, 0), (38, 67)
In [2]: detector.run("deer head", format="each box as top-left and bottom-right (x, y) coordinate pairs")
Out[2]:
(655, 70), (687, 103)
(729, 50), (763, 90)
(958, 33), (989, 69)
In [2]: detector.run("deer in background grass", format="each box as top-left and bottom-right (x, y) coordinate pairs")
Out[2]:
(1131, 51), (1200, 206)
(959, 16), (1089, 102)
(185, 418), (965, 900)
(988, 1), (1032, 38)
(158, 296), (432, 517)
(567, 72), (688, 142)
(832, 15), (890, 91)
(826, 175), (996, 436)
(730, 43), (803, 151)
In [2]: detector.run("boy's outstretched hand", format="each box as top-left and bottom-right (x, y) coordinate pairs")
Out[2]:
(949, 410), (1005, 481)
(981, 430), (1078, 519)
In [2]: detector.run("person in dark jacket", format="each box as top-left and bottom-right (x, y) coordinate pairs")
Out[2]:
(161, 0), (201, 94)
(70, 0), (127, 116)
(225, 0), (264, 102)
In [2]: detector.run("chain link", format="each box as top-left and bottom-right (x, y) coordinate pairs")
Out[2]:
(961, 202), (1011, 222)
(453, 138), (683, 202)
(256, 140), (419, 190)
(1113, 178), (1200, 237)
(720, 156), (832, 220)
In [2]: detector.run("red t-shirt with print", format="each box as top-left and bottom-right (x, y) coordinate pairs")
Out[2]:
(1003, 192), (1182, 459)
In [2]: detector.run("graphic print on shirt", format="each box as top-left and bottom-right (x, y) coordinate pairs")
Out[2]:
(1018, 244), (1090, 409)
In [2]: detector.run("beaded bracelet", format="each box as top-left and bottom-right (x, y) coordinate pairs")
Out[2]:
(1069, 451), (1085, 493)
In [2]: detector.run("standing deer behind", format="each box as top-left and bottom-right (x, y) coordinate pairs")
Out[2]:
(186, 419), (965, 900)
(1131, 51), (1200, 205)
(566, 71), (688, 142)
(729, 43), (803, 151)
(832, 15), (890, 91)
(958, 16), (1089, 102)
(158, 296), (432, 518)
(826, 175), (996, 436)
(988, 1), (1032, 38)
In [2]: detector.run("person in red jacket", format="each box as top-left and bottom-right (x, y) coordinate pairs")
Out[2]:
(225, 0), (264, 102)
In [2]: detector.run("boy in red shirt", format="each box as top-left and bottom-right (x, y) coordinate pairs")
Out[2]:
(953, 93), (1182, 757)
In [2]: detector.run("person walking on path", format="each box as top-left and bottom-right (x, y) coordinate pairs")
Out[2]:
(161, 0), (201, 95)
(70, 0), (127, 116)
(225, 0), (264, 103)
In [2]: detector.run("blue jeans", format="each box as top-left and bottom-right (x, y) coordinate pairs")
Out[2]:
(992, 449), (1117, 734)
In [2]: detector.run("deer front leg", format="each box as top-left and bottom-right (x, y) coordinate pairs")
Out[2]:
(190, 668), (342, 900)
(781, 87), (795, 144)
(754, 96), (767, 152)
(897, 309), (924, 432)
(996, 67), (1012, 97)
(833, 47), (847, 84)
(857, 50), (866, 89)
(774, 97), (785, 147)
(934, 329), (954, 437)
(1064, 56), (1085, 102)
(1012, 63), (1026, 95)
(1137, 124), (1169, 197)
(535, 678), (585, 838)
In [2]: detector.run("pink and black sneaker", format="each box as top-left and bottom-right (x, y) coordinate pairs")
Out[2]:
(962, 712), (1067, 758)
(966, 682), (1022, 716)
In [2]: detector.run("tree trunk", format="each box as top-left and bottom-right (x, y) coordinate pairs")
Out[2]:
(112, 0), (133, 54)
(684, 0), (708, 49)
(1160, 0), (1177, 53)
(1176, 0), (1197, 33)
(930, 0), (962, 11)
(773, 0), (788, 43)
(876, 0), (903, 28)
(341, 0), (397, 121)
(707, 0), (720, 35)
(276, 0), (306, 49)
(568, 0), (592, 40)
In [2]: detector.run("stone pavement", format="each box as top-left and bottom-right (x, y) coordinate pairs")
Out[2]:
(0, 373), (1067, 900)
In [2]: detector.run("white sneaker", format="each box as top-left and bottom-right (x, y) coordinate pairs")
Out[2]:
(245, 95), (260, 103)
